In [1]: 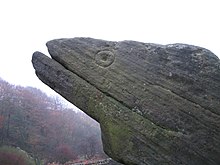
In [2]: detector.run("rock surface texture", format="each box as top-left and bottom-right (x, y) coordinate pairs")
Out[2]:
(32, 38), (220, 165)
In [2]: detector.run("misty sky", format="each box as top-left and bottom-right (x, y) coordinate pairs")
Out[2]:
(0, 0), (219, 95)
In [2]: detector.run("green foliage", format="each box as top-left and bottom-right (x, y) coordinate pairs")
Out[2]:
(0, 146), (35, 165)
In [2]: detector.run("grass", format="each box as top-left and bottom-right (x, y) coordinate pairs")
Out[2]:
(0, 145), (35, 165)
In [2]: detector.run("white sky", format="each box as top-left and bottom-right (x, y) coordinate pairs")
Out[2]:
(0, 0), (220, 95)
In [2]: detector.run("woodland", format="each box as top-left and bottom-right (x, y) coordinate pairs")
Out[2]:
(0, 77), (107, 164)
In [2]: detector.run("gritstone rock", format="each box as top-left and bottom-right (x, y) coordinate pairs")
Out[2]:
(32, 38), (220, 165)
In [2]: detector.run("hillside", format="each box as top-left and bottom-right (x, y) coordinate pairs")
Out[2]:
(0, 78), (106, 163)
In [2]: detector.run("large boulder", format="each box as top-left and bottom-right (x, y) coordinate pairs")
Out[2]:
(32, 38), (220, 165)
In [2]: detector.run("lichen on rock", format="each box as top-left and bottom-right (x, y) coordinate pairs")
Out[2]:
(32, 38), (220, 165)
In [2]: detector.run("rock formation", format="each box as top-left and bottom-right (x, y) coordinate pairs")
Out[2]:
(32, 38), (220, 165)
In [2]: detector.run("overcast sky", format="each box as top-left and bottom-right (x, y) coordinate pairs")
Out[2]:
(0, 0), (219, 95)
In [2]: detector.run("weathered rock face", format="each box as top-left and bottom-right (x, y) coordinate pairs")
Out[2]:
(32, 38), (220, 165)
